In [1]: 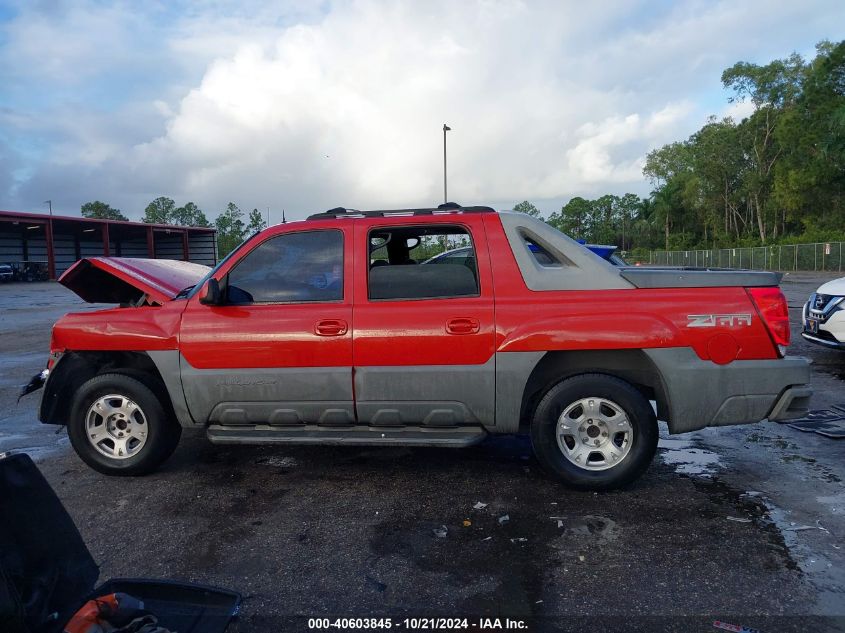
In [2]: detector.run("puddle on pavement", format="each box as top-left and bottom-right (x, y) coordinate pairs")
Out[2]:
(554, 515), (619, 544)
(692, 478), (798, 571)
(761, 499), (845, 613)
(0, 437), (69, 461)
(697, 479), (845, 613)
(657, 437), (722, 476)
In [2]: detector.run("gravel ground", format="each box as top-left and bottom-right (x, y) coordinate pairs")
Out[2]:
(1, 275), (844, 633)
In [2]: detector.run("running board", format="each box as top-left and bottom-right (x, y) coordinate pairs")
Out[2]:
(206, 424), (488, 447)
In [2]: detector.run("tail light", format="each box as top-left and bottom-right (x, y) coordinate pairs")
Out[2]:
(747, 287), (790, 355)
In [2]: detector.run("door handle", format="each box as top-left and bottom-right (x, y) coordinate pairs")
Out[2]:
(315, 319), (348, 336)
(446, 317), (480, 335)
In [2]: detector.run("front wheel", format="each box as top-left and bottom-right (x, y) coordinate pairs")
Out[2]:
(530, 373), (658, 490)
(67, 373), (181, 476)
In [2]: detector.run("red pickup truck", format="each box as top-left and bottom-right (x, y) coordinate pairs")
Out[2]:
(24, 204), (811, 489)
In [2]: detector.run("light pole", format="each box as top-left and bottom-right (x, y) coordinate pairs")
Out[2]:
(42, 200), (55, 279)
(443, 124), (451, 203)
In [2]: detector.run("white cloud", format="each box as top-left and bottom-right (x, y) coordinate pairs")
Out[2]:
(2, 0), (843, 220)
(566, 102), (694, 184)
(720, 100), (756, 122)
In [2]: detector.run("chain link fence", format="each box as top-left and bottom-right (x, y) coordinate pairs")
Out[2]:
(649, 241), (844, 272)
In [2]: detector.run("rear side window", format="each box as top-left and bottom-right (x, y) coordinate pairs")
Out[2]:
(523, 235), (561, 266)
(368, 225), (479, 300)
(227, 230), (343, 304)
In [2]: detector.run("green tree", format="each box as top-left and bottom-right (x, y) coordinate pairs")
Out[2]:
(80, 201), (128, 221)
(545, 42), (845, 253)
(617, 193), (642, 251)
(688, 117), (746, 244)
(513, 200), (542, 218)
(215, 202), (246, 257)
(722, 51), (807, 242)
(143, 196), (176, 224)
(772, 40), (845, 236)
(643, 142), (694, 250)
(548, 197), (592, 239)
(172, 202), (211, 227)
(246, 208), (267, 234)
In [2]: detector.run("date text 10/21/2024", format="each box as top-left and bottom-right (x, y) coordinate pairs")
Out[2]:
(307, 618), (529, 630)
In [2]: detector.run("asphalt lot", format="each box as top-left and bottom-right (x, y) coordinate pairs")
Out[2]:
(1, 274), (844, 632)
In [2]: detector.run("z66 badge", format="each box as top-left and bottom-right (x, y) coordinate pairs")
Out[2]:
(687, 313), (752, 328)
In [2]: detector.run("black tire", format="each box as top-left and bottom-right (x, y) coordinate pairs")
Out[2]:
(67, 373), (181, 476)
(530, 373), (657, 491)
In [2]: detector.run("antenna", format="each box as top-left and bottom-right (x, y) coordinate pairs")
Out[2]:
(282, 209), (287, 224)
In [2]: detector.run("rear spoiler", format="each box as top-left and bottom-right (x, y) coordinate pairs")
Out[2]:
(619, 267), (782, 288)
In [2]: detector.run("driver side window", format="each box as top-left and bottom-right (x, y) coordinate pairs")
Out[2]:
(227, 230), (343, 304)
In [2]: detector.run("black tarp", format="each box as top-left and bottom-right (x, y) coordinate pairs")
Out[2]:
(0, 453), (240, 633)
(0, 453), (99, 633)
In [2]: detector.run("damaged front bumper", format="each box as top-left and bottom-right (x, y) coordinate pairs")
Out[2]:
(19, 368), (49, 402)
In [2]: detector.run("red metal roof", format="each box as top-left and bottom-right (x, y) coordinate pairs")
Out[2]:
(0, 209), (216, 232)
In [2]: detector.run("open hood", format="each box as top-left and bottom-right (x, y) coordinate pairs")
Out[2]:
(59, 257), (211, 305)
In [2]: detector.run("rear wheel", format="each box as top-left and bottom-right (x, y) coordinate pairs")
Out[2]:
(67, 373), (181, 476)
(530, 373), (657, 490)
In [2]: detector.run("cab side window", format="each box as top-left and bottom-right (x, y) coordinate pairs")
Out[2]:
(367, 225), (479, 300)
(227, 230), (343, 304)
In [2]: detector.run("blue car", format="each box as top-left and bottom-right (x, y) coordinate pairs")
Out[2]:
(423, 243), (627, 266)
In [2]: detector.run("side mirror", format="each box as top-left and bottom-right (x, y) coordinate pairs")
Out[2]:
(199, 278), (221, 305)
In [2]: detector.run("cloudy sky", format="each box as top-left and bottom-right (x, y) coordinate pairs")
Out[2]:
(0, 0), (842, 223)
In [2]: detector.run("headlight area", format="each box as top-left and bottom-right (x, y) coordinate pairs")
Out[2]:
(802, 293), (845, 348)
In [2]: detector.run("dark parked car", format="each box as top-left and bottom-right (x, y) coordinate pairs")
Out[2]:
(0, 264), (13, 283)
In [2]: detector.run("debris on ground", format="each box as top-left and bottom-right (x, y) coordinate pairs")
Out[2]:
(498, 514), (509, 525)
(462, 519), (472, 527)
(473, 501), (488, 510)
(727, 516), (752, 523)
(578, 555), (585, 562)
(481, 536), (492, 541)
(432, 525), (448, 538)
(784, 522), (828, 532)
(784, 407), (845, 438)
(510, 537), (527, 543)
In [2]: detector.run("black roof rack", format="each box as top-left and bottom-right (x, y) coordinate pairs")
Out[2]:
(306, 202), (495, 221)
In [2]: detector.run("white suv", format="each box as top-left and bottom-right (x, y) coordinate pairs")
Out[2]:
(802, 277), (845, 350)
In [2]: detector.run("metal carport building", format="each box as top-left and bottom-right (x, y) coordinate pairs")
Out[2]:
(0, 210), (217, 280)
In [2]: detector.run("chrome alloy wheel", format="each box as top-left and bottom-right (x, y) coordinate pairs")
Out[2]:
(85, 394), (148, 460)
(556, 397), (633, 471)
